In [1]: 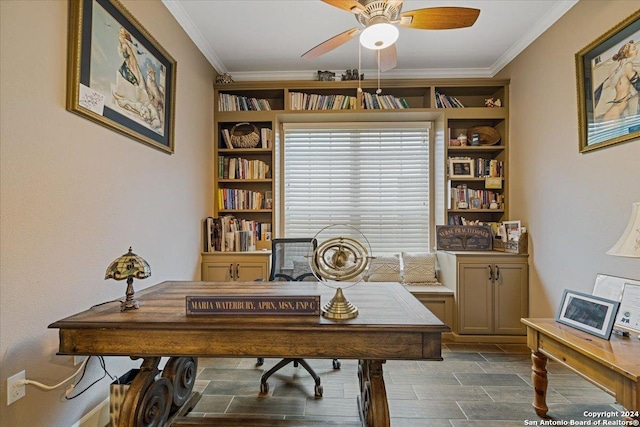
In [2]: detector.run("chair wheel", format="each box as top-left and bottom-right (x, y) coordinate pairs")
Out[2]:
(260, 382), (269, 395)
(333, 359), (341, 369)
(314, 385), (323, 398)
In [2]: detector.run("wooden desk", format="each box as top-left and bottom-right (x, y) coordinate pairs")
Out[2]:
(522, 318), (640, 420)
(49, 281), (448, 427)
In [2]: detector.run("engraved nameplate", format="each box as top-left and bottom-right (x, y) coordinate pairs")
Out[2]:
(186, 295), (321, 316)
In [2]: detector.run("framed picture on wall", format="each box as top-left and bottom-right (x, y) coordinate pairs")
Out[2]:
(556, 289), (620, 339)
(575, 10), (640, 153)
(66, 0), (176, 154)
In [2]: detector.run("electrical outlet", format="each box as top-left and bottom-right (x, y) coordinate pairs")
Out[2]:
(7, 371), (26, 405)
(73, 356), (86, 366)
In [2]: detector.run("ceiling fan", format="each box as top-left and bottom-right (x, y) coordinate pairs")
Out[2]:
(302, 0), (480, 71)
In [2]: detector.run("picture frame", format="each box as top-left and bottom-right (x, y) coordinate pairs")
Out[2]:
(556, 289), (620, 340)
(66, 0), (176, 154)
(502, 220), (521, 241)
(594, 274), (640, 335)
(575, 10), (640, 153)
(449, 158), (474, 178)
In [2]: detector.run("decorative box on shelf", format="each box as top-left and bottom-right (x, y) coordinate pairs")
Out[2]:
(436, 225), (493, 251)
(494, 232), (528, 254)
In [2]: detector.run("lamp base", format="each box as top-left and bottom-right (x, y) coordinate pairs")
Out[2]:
(322, 288), (358, 320)
(121, 278), (140, 311)
(121, 298), (140, 311)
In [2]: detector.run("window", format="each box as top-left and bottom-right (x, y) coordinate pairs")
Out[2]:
(281, 122), (430, 255)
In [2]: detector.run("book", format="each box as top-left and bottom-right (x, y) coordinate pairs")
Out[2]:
(221, 128), (233, 149)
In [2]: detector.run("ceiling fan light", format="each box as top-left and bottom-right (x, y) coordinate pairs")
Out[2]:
(359, 23), (399, 50)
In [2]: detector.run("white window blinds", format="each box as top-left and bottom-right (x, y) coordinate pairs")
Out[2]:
(282, 122), (430, 255)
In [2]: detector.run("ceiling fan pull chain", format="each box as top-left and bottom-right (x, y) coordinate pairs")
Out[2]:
(376, 50), (382, 95)
(357, 42), (362, 94)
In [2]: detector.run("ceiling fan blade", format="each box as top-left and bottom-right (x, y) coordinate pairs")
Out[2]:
(399, 7), (480, 30)
(321, 0), (365, 13)
(378, 44), (397, 72)
(302, 28), (361, 60)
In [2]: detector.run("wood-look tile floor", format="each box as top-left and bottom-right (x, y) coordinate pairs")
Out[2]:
(186, 343), (623, 426)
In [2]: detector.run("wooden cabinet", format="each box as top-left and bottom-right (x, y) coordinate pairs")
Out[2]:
(437, 251), (528, 337)
(201, 252), (270, 282)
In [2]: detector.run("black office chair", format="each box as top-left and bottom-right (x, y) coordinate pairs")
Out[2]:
(257, 238), (338, 398)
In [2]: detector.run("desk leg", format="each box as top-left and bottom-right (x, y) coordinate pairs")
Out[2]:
(358, 359), (390, 427)
(118, 356), (173, 427)
(531, 351), (549, 418)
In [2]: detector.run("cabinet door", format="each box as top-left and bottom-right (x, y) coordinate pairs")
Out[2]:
(458, 263), (493, 334)
(236, 262), (268, 281)
(202, 262), (234, 282)
(493, 262), (528, 335)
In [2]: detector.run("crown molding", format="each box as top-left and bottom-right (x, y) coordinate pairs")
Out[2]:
(161, 0), (226, 74)
(490, 0), (578, 75)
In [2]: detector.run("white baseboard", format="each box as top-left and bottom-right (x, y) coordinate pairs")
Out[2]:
(70, 396), (110, 427)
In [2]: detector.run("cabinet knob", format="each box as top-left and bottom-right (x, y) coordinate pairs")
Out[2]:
(494, 265), (500, 281)
(487, 265), (494, 281)
(235, 264), (240, 280)
(229, 264), (233, 279)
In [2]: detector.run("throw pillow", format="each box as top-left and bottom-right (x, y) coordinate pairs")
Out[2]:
(366, 255), (401, 282)
(401, 252), (438, 284)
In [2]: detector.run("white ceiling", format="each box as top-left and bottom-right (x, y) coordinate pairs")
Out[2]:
(162, 0), (579, 81)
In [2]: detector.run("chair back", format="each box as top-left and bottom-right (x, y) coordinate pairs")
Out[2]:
(269, 238), (317, 281)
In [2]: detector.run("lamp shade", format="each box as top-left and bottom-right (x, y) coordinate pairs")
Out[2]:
(359, 23), (399, 50)
(606, 202), (640, 257)
(105, 246), (151, 280)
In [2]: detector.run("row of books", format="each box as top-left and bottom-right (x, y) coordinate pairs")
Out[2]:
(218, 156), (271, 180)
(220, 127), (272, 149)
(450, 184), (504, 209)
(289, 92), (357, 110)
(218, 93), (272, 111)
(435, 92), (465, 108)
(449, 157), (504, 178)
(204, 216), (272, 252)
(362, 92), (409, 109)
(217, 188), (269, 210)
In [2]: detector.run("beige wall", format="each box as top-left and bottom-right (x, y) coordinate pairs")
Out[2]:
(497, 0), (640, 316)
(0, 0), (214, 425)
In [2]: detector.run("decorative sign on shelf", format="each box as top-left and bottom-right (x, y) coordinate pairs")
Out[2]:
(436, 225), (493, 251)
(186, 295), (321, 316)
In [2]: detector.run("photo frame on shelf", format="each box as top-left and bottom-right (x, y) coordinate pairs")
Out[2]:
(556, 289), (620, 340)
(502, 220), (521, 241)
(449, 159), (474, 178)
(66, 0), (176, 154)
(575, 10), (640, 153)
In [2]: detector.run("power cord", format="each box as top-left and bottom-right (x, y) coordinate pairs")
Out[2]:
(64, 356), (117, 400)
(16, 356), (89, 392)
(14, 356), (118, 399)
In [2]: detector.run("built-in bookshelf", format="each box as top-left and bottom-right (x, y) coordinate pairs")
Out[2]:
(211, 78), (510, 249)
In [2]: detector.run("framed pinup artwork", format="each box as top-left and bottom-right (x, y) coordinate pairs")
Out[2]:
(67, 0), (176, 154)
(575, 10), (640, 153)
(556, 289), (620, 340)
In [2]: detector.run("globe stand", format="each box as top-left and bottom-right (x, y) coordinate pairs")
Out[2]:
(322, 287), (358, 320)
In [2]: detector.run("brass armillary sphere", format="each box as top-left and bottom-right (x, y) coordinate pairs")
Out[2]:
(309, 225), (372, 320)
